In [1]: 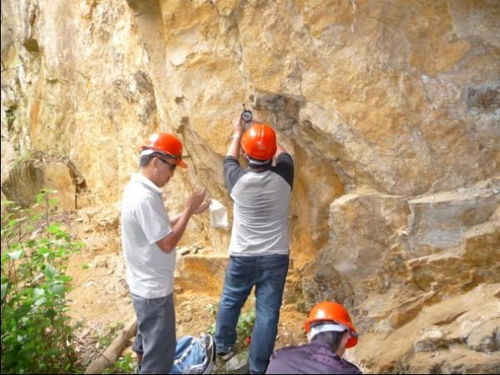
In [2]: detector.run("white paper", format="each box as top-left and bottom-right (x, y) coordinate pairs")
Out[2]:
(209, 199), (229, 229)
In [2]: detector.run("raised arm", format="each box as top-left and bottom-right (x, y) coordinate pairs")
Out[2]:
(227, 117), (246, 158)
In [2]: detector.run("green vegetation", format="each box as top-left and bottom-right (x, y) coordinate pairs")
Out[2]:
(236, 309), (255, 345)
(1, 189), (84, 374)
(93, 322), (125, 349)
(102, 353), (136, 374)
(206, 304), (256, 348)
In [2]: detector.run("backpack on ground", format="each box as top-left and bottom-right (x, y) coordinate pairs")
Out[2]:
(171, 333), (216, 374)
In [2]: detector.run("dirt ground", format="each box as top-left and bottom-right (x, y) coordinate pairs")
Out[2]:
(64, 205), (308, 371)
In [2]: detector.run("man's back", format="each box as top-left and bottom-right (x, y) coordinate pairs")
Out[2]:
(266, 341), (362, 374)
(224, 153), (293, 256)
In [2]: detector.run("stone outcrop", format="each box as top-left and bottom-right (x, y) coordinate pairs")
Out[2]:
(1, 151), (87, 209)
(1, 0), (499, 372)
(356, 283), (500, 373)
(312, 179), (500, 372)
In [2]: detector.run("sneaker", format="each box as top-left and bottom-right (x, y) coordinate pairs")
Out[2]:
(134, 362), (142, 374)
(216, 347), (235, 361)
(200, 333), (216, 374)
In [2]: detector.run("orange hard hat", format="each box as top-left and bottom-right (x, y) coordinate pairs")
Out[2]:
(142, 133), (187, 168)
(240, 122), (277, 161)
(304, 301), (358, 348)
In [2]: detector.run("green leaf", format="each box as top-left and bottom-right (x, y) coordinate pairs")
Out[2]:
(35, 192), (46, 205)
(59, 275), (72, 285)
(74, 241), (85, 251)
(8, 218), (20, 228)
(34, 296), (47, 307)
(48, 224), (70, 240)
(16, 334), (27, 343)
(47, 224), (62, 234)
(48, 198), (59, 207)
(49, 282), (65, 297)
(37, 246), (51, 259)
(8, 249), (24, 260)
(42, 264), (57, 279)
(33, 288), (45, 298)
(38, 238), (50, 246)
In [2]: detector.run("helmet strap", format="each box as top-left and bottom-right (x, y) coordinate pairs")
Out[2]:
(141, 148), (178, 160)
(140, 149), (157, 157)
(244, 154), (272, 168)
(308, 323), (348, 341)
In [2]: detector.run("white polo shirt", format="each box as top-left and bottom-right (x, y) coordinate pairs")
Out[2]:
(120, 173), (175, 298)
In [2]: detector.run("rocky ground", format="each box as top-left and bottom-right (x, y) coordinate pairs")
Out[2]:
(61, 191), (499, 374)
(64, 204), (313, 372)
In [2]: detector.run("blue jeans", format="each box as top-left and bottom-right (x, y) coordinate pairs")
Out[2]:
(215, 254), (289, 374)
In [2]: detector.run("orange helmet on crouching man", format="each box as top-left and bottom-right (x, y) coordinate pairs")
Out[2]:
(304, 301), (359, 348)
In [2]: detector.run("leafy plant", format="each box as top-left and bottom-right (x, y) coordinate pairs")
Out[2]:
(102, 353), (136, 374)
(207, 303), (217, 335)
(93, 322), (125, 349)
(236, 309), (255, 344)
(1, 190), (84, 374)
(206, 304), (255, 347)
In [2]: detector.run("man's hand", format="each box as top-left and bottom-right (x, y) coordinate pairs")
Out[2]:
(227, 117), (246, 158)
(186, 190), (208, 215)
(233, 116), (246, 137)
(193, 195), (211, 215)
(157, 189), (209, 254)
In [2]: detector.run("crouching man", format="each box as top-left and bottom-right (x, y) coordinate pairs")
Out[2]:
(266, 301), (362, 374)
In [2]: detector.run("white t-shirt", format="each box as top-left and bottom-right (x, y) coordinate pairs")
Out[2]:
(224, 155), (294, 256)
(120, 173), (175, 298)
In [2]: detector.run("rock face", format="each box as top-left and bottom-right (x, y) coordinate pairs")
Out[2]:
(357, 283), (500, 373)
(1, 0), (499, 372)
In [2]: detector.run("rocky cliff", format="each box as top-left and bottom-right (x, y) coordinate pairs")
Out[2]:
(2, 0), (499, 372)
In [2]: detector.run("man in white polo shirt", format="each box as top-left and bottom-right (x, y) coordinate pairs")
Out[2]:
(121, 133), (209, 374)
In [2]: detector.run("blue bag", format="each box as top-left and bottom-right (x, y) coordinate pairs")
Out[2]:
(170, 333), (215, 374)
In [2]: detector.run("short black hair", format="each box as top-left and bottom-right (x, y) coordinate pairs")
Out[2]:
(246, 156), (272, 170)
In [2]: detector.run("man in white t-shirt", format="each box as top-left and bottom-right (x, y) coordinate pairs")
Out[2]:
(121, 133), (210, 374)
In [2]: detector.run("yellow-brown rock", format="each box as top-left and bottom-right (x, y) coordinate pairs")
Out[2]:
(1, 0), (499, 372)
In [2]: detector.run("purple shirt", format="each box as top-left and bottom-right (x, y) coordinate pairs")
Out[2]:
(266, 341), (362, 374)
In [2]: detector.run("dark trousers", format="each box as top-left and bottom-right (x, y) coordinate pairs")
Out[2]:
(215, 254), (289, 374)
(131, 293), (176, 374)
